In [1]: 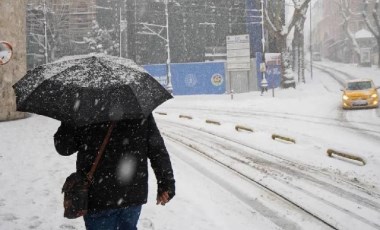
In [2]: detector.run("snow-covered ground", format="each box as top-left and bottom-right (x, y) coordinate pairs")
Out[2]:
(314, 59), (380, 85)
(0, 61), (380, 229)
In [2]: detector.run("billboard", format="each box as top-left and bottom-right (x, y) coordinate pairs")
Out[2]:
(226, 34), (251, 71)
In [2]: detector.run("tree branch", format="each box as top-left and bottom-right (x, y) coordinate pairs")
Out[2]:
(339, 0), (360, 55)
(372, 0), (380, 37)
(362, 0), (380, 38)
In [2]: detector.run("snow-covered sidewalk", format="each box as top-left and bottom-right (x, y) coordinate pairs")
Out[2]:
(0, 116), (264, 230)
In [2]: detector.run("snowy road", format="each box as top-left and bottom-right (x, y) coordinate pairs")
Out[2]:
(155, 118), (380, 230)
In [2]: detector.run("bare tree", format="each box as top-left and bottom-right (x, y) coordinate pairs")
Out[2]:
(338, 0), (361, 62)
(362, 0), (380, 67)
(84, 20), (119, 55)
(265, 0), (311, 88)
(27, 1), (70, 66)
(292, 14), (307, 83)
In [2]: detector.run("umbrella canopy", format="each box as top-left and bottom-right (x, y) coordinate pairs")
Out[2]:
(13, 54), (172, 126)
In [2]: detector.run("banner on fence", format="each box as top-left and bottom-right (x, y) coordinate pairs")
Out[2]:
(256, 52), (281, 89)
(144, 62), (226, 95)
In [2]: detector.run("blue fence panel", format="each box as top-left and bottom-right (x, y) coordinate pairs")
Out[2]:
(143, 64), (168, 86)
(144, 62), (226, 95)
(256, 52), (281, 89)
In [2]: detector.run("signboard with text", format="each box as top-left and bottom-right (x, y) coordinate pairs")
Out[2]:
(226, 34), (251, 71)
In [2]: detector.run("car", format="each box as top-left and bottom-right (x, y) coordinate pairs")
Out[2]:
(342, 79), (379, 109)
(312, 52), (322, 61)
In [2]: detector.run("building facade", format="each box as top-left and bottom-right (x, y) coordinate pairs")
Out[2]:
(0, 0), (28, 121)
(26, 0), (96, 69)
(25, 0), (284, 68)
(124, 0), (283, 65)
(312, 0), (378, 64)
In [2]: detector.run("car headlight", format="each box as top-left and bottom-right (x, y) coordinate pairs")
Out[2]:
(343, 95), (349, 100)
(371, 94), (378, 98)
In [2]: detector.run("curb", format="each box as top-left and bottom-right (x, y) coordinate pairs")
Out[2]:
(179, 115), (193, 119)
(205, 119), (221, 125)
(271, 134), (296, 144)
(235, 125), (254, 132)
(327, 149), (366, 166)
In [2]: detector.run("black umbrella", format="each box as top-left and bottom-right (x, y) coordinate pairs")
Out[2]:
(13, 54), (172, 126)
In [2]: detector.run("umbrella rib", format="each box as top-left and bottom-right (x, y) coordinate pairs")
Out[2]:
(126, 85), (143, 118)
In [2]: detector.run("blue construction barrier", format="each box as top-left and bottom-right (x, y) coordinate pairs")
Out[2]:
(256, 52), (281, 89)
(144, 62), (226, 95)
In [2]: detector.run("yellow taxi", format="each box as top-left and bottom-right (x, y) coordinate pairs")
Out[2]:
(342, 79), (379, 109)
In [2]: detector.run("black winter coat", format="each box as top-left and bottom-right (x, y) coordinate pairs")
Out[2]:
(54, 115), (175, 212)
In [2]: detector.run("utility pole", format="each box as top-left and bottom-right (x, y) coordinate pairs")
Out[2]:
(164, 0), (173, 92)
(260, 0), (274, 97)
(119, 2), (129, 58)
(43, 0), (48, 64)
(138, 0), (173, 92)
(119, 6), (122, 57)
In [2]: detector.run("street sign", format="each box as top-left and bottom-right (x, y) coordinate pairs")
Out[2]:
(226, 34), (250, 71)
(260, 63), (266, 72)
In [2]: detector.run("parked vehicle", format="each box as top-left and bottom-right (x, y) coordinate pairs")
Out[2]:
(342, 79), (379, 109)
(312, 52), (322, 61)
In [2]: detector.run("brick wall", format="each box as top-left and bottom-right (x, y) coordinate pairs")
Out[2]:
(0, 0), (28, 121)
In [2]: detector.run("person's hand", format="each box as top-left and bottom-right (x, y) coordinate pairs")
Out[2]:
(156, 191), (170, 206)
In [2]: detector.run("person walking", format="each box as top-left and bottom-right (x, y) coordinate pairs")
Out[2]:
(54, 114), (175, 230)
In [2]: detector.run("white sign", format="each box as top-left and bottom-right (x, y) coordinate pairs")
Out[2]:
(226, 34), (250, 71)
(260, 63), (266, 72)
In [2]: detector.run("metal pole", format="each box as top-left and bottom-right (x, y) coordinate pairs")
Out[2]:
(261, 0), (273, 97)
(261, 0), (265, 57)
(310, 2), (313, 80)
(119, 6), (122, 57)
(43, 0), (48, 64)
(165, 0), (173, 91)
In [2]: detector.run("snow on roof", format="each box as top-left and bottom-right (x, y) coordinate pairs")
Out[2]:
(354, 29), (374, 39)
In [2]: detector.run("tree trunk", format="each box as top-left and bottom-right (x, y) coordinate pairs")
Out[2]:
(300, 33), (305, 83)
(298, 43), (301, 82)
(378, 44), (380, 68)
(292, 39), (296, 72)
(280, 35), (295, 88)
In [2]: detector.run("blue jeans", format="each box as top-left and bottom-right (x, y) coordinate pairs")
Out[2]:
(84, 205), (142, 230)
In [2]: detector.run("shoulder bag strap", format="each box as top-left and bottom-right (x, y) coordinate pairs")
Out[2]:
(86, 121), (116, 183)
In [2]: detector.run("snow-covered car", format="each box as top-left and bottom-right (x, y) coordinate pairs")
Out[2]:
(312, 52), (322, 61)
(342, 79), (379, 109)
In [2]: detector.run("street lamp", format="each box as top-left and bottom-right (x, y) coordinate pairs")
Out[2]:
(309, 1), (313, 80)
(260, 0), (273, 97)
